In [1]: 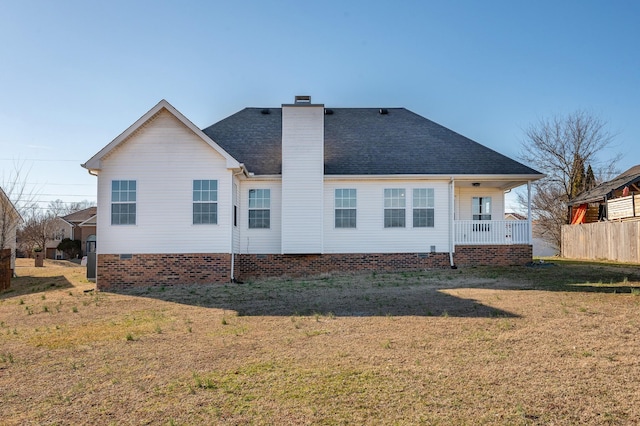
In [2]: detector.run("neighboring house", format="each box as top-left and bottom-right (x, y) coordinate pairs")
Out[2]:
(568, 165), (640, 224)
(504, 212), (527, 221)
(0, 186), (24, 274)
(45, 207), (97, 259)
(83, 97), (544, 289)
(562, 165), (640, 263)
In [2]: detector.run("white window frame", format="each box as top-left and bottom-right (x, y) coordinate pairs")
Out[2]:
(384, 188), (406, 228)
(248, 189), (270, 229)
(192, 180), (218, 225)
(413, 188), (435, 228)
(472, 196), (492, 220)
(335, 188), (357, 228)
(111, 180), (136, 225)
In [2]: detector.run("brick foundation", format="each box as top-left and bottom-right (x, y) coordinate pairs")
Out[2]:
(97, 253), (231, 290)
(454, 245), (532, 267)
(235, 252), (451, 281)
(96, 246), (533, 289)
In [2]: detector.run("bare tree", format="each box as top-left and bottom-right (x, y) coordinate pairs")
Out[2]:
(47, 199), (96, 216)
(18, 211), (58, 254)
(519, 110), (619, 249)
(1, 161), (38, 251)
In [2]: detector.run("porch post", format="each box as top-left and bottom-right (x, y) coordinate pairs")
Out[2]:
(450, 177), (455, 255)
(527, 180), (532, 244)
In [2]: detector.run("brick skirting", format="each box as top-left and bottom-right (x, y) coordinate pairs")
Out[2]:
(454, 245), (532, 267)
(96, 246), (532, 289)
(97, 253), (231, 290)
(235, 252), (451, 281)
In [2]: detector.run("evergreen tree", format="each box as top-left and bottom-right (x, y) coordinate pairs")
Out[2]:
(570, 155), (586, 199)
(585, 164), (597, 190)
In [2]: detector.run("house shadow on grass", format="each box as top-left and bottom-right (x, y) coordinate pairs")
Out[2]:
(465, 262), (640, 294)
(112, 272), (519, 318)
(0, 275), (75, 299)
(108, 262), (640, 317)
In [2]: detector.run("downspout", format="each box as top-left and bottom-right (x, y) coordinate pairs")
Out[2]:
(85, 167), (99, 285)
(449, 177), (457, 269)
(230, 166), (247, 283)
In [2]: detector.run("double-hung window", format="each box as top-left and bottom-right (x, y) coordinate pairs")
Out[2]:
(111, 180), (136, 225)
(472, 196), (492, 231)
(384, 188), (406, 228)
(248, 189), (270, 229)
(472, 197), (492, 220)
(413, 188), (435, 227)
(193, 180), (218, 224)
(335, 189), (356, 228)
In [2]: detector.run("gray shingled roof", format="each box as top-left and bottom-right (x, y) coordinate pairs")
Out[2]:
(202, 107), (541, 176)
(569, 165), (640, 205)
(62, 206), (97, 223)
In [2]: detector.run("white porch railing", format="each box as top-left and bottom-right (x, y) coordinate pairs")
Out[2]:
(455, 220), (530, 245)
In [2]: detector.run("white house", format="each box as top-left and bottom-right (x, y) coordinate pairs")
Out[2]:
(45, 207), (97, 259)
(83, 96), (543, 289)
(0, 186), (23, 276)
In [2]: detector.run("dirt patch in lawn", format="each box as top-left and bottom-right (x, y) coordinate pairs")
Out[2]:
(1, 258), (640, 424)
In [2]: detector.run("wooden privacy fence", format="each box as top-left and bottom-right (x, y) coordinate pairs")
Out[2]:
(561, 220), (640, 263)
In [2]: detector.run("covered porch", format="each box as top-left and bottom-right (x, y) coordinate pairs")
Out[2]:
(449, 176), (536, 247)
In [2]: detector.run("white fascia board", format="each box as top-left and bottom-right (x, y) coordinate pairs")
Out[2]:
(82, 99), (241, 171)
(55, 217), (74, 227)
(241, 173), (545, 184)
(237, 174), (283, 182)
(451, 174), (545, 181)
(324, 174), (452, 182)
(324, 173), (544, 182)
(78, 215), (97, 227)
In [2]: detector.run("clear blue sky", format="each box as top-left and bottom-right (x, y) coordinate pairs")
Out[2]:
(1, 0), (638, 211)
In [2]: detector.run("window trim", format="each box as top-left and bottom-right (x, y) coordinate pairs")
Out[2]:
(192, 179), (218, 225)
(111, 180), (137, 226)
(472, 196), (492, 221)
(248, 188), (271, 229)
(384, 188), (406, 228)
(413, 188), (435, 228)
(334, 188), (357, 229)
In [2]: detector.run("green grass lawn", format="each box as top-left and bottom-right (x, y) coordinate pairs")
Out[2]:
(1, 258), (639, 425)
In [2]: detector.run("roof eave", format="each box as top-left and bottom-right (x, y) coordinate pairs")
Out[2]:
(83, 99), (241, 171)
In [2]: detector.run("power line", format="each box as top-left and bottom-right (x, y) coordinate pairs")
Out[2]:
(36, 193), (96, 197)
(24, 182), (95, 186)
(0, 158), (83, 162)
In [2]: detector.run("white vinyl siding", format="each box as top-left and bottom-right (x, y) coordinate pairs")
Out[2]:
(455, 187), (504, 221)
(281, 104), (324, 253)
(323, 180), (450, 253)
(239, 180), (281, 254)
(232, 180), (240, 253)
(96, 109), (232, 254)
